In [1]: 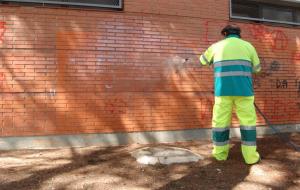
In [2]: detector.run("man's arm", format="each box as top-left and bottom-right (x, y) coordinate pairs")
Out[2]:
(250, 45), (261, 73)
(199, 45), (214, 66)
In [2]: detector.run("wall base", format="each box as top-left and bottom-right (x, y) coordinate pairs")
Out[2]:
(0, 124), (299, 150)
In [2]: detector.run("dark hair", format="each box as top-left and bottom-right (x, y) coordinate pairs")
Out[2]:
(221, 25), (241, 37)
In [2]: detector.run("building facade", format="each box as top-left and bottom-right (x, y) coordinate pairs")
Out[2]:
(0, 0), (299, 148)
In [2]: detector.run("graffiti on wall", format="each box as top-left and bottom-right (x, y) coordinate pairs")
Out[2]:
(0, 21), (5, 43)
(253, 60), (281, 89)
(276, 79), (288, 89)
(0, 72), (5, 88)
(203, 20), (228, 44)
(247, 25), (288, 51)
(271, 30), (289, 51)
(268, 60), (281, 72)
(292, 51), (300, 61)
(104, 97), (128, 114)
(296, 79), (300, 110)
(296, 79), (300, 97)
(203, 20), (289, 52)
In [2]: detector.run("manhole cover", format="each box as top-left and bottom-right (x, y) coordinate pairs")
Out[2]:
(131, 146), (203, 165)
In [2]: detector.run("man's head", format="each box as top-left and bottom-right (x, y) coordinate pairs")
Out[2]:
(221, 24), (241, 37)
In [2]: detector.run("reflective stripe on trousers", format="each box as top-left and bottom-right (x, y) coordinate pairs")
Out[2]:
(212, 127), (230, 146)
(240, 125), (257, 146)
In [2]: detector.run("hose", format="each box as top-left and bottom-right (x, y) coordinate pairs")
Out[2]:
(254, 103), (300, 152)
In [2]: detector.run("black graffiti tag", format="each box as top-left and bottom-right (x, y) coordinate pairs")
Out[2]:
(276, 79), (288, 89)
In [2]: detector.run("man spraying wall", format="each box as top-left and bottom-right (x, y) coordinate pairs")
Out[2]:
(199, 24), (261, 164)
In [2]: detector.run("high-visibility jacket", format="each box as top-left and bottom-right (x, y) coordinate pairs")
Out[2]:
(200, 35), (261, 96)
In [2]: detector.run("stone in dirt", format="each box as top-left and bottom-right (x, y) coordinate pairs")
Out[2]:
(131, 146), (204, 165)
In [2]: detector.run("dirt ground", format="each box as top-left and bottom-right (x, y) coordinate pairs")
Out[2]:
(0, 133), (299, 190)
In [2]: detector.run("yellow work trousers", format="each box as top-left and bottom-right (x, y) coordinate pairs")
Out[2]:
(212, 96), (260, 164)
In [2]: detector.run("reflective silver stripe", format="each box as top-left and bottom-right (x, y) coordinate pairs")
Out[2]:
(214, 60), (251, 68)
(253, 64), (261, 71)
(201, 55), (210, 65)
(215, 71), (252, 77)
(212, 127), (230, 132)
(240, 126), (256, 130)
(242, 141), (256, 146)
(213, 140), (229, 146)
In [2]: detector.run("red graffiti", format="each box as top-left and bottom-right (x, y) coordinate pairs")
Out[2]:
(0, 21), (6, 43)
(248, 25), (270, 42)
(203, 21), (288, 51)
(104, 98), (128, 114)
(0, 72), (6, 88)
(203, 20), (229, 44)
(203, 20), (209, 44)
(271, 30), (288, 50)
(0, 73), (5, 80)
(248, 25), (288, 51)
(292, 51), (300, 61)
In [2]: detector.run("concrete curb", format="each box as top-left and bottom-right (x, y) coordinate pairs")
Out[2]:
(0, 124), (299, 150)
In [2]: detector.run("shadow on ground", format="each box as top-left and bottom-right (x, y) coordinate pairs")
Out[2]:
(0, 133), (299, 190)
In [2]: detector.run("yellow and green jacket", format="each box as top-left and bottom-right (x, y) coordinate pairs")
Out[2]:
(200, 35), (261, 96)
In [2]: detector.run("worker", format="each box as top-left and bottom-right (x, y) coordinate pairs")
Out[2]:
(199, 24), (261, 164)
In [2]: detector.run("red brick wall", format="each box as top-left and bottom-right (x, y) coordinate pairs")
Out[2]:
(0, 0), (299, 136)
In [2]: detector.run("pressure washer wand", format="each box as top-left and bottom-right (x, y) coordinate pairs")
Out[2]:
(254, 103), (300, 152)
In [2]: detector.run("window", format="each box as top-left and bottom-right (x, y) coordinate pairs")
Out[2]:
(0, 0), (123, 9)
(231, 0), (300, 25)
(262, 6), (293, 23)
(296, 11), (300, 23)
(232, 2), (259, 19)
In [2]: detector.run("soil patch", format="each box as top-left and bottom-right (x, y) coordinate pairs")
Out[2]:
(0, 133), (299, 190)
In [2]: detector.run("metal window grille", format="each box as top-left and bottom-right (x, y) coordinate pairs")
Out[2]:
(0, 0), (123, 9)
(230, 0), (300, 26)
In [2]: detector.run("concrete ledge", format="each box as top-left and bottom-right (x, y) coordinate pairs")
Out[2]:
(0, 124), (299, 150)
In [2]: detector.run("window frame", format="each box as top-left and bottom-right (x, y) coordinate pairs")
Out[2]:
(230, 0), (300, 26)
(0, 0), (123, 10)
